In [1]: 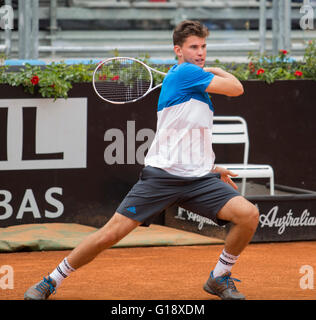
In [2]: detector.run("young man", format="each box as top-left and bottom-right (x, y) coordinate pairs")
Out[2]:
(24, 20), (259, 301)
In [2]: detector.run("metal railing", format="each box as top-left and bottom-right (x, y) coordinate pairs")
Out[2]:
(1, 0), (314, 61)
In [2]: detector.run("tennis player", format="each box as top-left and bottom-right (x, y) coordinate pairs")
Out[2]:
(24, 20), (259, 300)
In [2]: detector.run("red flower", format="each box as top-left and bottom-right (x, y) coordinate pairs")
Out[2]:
(294, 70), (303, 77)
(256, 68), (265, 75)
(97, 62), (104, 70)
(31, 75), (39, 85)
(98, 75), (107, 81)
(111, 75), (119, 81)
(280, 50), (288, 55)
(248, 62), (255, 73)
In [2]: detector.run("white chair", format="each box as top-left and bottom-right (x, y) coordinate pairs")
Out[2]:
(212, 116), (274, 196)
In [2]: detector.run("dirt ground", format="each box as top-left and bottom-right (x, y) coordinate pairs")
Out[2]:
(1, 241), (315, 300)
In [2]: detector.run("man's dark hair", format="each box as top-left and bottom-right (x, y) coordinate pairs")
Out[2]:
(173, 20), (210, 47)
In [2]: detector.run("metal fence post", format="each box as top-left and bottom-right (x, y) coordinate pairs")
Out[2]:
(284, 0), (292, 52)
(31, 0), (39, 59)
(50, 0), (58, 56)
(272, 0), (292, 55)
(18, 0), (39, 60)
(259, 0), (267, 54)
(18, 0), (27, 59)
(50, 0), (58, 33)
(4, 0), (12, 56)
(272, 0), (279, 55)
(279, 0), (286, 50)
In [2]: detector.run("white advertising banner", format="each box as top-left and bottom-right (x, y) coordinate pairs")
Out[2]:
(0, 98), (87, 170)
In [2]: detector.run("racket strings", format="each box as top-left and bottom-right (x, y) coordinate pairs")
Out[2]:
(94, 58), (152, 103)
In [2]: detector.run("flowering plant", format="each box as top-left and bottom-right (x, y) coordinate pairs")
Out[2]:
(0, 41), (315, 99)
(221, 41), (316, 84)
(0, 60), (93, 99)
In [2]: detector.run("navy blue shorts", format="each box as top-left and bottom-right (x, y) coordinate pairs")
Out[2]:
(117, 166), (240, 226)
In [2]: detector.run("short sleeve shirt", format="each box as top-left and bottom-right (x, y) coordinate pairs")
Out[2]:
(144, 62), (216, 177)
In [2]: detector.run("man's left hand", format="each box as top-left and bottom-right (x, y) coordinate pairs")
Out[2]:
(212, 166), (239, 190)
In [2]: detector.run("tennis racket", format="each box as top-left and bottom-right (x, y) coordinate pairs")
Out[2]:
(92, 57), (167, 104)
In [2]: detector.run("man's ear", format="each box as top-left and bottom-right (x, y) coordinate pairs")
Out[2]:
(174, 45), (182, 58)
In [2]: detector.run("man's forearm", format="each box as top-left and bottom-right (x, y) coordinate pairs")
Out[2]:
(204, 67), (244, 97)
(204, 67), (243, 95)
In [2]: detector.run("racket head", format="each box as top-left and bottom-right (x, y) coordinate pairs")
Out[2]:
(92, 57), (153, 104)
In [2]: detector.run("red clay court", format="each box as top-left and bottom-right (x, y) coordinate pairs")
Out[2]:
(1, 224), (315, 300)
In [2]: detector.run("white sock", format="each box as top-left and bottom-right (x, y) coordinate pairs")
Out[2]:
(49, 257), (75, 289)
(213, 249), (239, 278)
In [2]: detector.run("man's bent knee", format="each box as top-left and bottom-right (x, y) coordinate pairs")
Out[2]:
(232, 202), (259, 230)
(243, 204), (259, 230)
(217, 196), (259, 228)
(95, 230), (120, 251)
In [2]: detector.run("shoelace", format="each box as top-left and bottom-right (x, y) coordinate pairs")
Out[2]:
(35, 277), (56, 296)
(217, 275), (241, 292)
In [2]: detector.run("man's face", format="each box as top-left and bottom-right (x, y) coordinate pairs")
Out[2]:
(174, 35), (207, 68)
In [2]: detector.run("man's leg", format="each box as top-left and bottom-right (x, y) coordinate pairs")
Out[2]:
(216, 195), (259, 256)
(67, 212), (141, 269)
(24, 212), (141, 300)
(203, 196), (259, 300)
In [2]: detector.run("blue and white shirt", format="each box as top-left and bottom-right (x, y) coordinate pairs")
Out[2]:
(144, 62), (215, 177)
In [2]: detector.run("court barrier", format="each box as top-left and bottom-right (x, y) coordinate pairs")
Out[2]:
(0, 80), (315, 243)
(165, 191), (316, 243)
